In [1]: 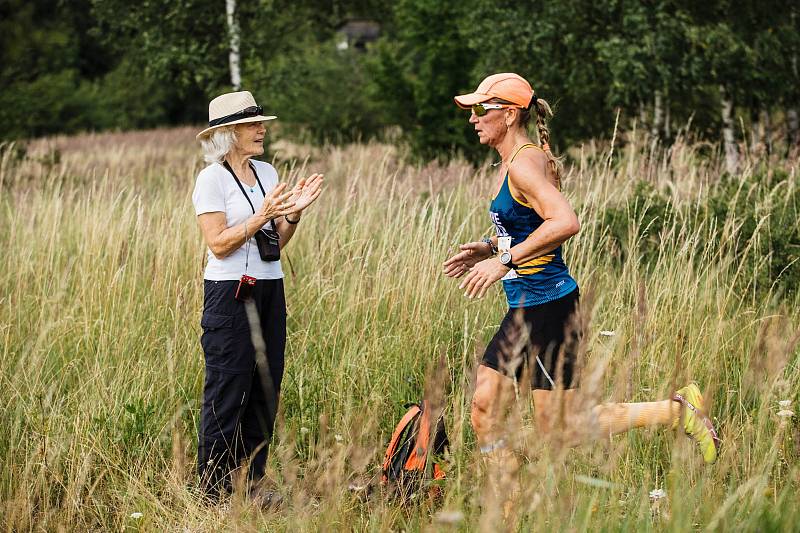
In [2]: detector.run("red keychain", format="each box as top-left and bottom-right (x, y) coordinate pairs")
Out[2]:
(235, 222), (256, 301)
(235, 274), (256, 301)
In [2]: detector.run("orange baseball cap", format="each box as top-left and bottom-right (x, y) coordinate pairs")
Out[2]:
(454, 73), (534, 109)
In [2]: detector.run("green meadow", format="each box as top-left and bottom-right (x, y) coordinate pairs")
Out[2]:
(1, 128), (798, 531)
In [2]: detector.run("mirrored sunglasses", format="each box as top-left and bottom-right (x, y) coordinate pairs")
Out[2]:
(470, 103), (521, 117)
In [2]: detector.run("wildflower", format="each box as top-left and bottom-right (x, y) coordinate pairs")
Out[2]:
(779, 400), (791, 409)
(300, 427), (310, 435)
(649, 488), (667, 500)
(599, 330), (615, 337)
(130, 512), (143, 519)
(334, 434), (343, 442)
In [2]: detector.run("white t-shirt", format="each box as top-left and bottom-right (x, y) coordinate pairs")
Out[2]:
(192, 160), (284, 281)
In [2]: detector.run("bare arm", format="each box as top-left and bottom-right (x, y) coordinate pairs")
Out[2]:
(506, 152), (580, 265)
(197, 183), (295, 259)
(456, 150), (579, 298)
(273, 173), (324, 249)
(274, 216), (298, 249)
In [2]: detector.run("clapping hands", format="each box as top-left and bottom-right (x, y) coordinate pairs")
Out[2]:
(287, 173), (324, 214)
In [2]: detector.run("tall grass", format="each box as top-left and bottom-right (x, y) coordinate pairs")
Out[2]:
(1, 128), (798, 531)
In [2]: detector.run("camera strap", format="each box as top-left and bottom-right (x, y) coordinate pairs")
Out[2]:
(243, 219), (250, 274)
(222, 160), (276, 231)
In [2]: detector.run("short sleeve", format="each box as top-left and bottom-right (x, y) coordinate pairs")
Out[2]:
(192, 168), (226, 215)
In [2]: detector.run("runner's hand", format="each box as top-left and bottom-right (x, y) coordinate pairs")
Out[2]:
(443, 241), (493, 278)
(459, 257), (510, 298)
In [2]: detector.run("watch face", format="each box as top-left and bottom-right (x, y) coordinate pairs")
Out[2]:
(500, 251), (512, 265)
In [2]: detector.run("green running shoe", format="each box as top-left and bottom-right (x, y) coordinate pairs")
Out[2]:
(673, 383), (721, 464)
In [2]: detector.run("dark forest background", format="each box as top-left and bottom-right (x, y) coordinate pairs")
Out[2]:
(1, 0), (798, 162)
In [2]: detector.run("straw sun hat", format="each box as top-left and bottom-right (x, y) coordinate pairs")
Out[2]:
(196, 91), (276, 139)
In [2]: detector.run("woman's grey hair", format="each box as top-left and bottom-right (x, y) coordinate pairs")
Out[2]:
(200, 126), (237, 164)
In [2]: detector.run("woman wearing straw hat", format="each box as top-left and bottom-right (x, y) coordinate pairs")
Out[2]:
(442, 73), (719, 469)
(192, 90), (323, 500)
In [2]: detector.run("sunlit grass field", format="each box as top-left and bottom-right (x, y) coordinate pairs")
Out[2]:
(1, 127), (798, 531)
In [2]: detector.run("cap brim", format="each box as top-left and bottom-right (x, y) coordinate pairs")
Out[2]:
(454, 92), (492, 109)
(196, 115), (277, 139)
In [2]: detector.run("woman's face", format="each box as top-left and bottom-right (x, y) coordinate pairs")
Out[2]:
(233, 121), (267, 156)
(469, 105), (512, 147)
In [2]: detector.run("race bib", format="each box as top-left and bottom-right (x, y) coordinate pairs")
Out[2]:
(497, 237), (518, 280)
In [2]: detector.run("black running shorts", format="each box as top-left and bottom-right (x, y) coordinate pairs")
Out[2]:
(481, 288), (580, 390)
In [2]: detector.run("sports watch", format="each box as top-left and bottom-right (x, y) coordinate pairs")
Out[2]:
(499, 250), (517, 269)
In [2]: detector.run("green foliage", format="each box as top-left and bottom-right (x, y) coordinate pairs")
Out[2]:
(602, 181), (675, 264)
(1, 132), (799, 530)
(708, 170), (800, 298)
(0, 64), (174, 140)
(91, 0), (229, 96)
(252, 40), (386, 143)
(462, 0), (619, 146)
(1, 0), (800, 156)
(121, 400), (159, 451)
(603, 171), (800, 299)
(367, 0), (481, 161)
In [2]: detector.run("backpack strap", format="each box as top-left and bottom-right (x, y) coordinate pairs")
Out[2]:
(381, 404), (421, 475)
(404, 400), (432, 470)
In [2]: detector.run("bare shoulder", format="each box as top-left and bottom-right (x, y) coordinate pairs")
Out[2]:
(508, 146), (548, 186)
(509, 145), (561, 192)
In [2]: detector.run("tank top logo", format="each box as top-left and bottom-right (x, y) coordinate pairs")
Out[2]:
(489, 211), (509, 238)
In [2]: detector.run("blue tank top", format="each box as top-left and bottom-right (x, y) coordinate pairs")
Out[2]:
(489, 144), (578, 308)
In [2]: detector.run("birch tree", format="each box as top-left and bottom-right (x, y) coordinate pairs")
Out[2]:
(719, 84), (739, 174)
(226, 0), (241, 90)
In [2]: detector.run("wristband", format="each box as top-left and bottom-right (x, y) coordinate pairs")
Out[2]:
(482, 237), (498, 255)
(285, 214), (301, 224)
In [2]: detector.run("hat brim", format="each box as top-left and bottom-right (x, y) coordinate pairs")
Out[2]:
(454, 92), (492, 109)
(196, 115), (277, 139)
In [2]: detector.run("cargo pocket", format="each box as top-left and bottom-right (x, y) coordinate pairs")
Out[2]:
(201, 312), (235, 368)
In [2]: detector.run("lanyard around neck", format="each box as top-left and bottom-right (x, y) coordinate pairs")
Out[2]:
(222, 160), (266, 212)
(221, 160), (275, 230)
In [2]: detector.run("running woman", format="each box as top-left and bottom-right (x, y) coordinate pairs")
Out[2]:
(443, 73), (719, 464)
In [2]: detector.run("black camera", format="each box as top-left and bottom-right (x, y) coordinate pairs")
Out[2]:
(254, 227), (280, 261)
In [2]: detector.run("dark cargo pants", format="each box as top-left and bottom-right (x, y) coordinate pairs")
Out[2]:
(197, 279), (286, 497)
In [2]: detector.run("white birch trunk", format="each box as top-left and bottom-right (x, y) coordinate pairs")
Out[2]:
(651, 90), (663, 139)
(226, 0), (241, 91)
(664, 98), (671, 140)
(720, 85), (739, 174)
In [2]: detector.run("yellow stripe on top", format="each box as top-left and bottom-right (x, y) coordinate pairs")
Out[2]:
(516, 254), (555, 275)
(507, 144), (546, 208)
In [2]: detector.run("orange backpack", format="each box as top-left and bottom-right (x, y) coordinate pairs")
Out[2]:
(381, 400), (448, 496)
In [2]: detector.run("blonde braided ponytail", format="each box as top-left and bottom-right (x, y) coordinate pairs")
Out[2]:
(532, 96), (562, 187)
